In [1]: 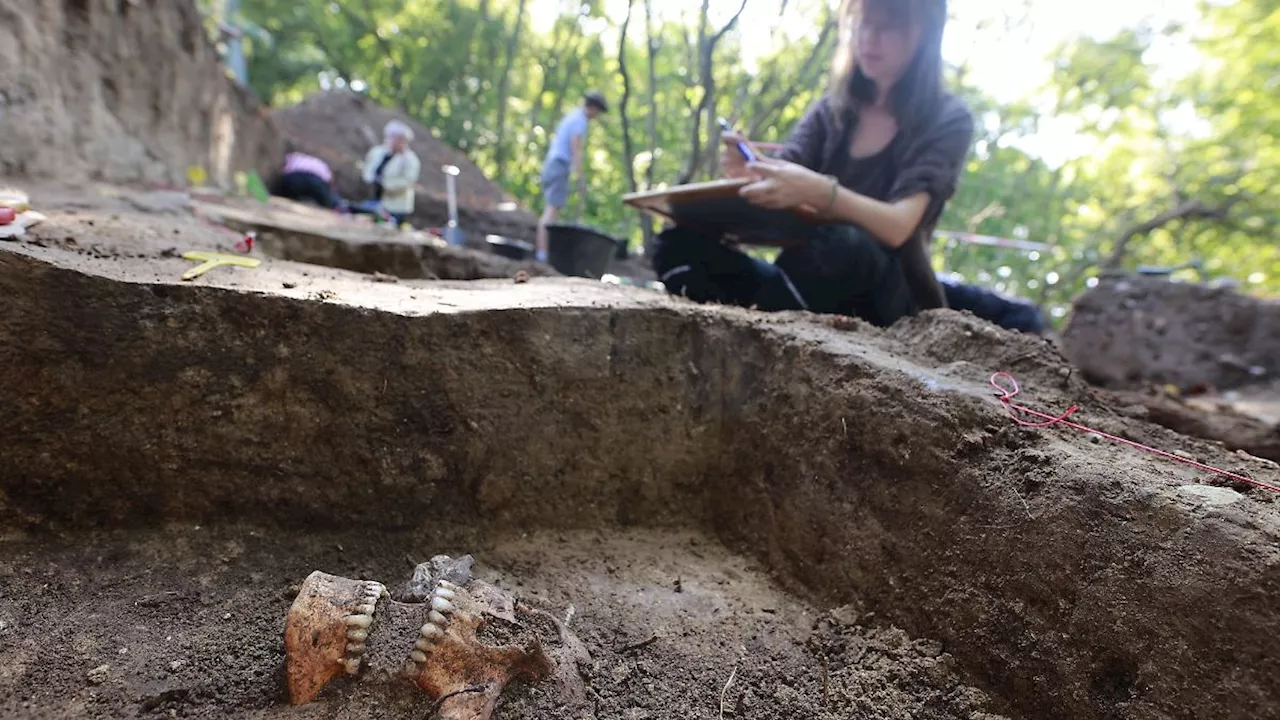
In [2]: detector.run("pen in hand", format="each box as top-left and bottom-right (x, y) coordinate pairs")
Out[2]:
(717, 117), (758, 163)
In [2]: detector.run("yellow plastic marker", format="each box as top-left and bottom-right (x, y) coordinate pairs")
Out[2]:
(181, 250), (261, 281)
(187, 166), (208, 187)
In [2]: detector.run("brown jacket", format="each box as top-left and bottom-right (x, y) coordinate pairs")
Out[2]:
(778, 93), (975, 310)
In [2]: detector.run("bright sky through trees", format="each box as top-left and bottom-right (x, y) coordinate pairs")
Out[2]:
(531, 0), (1204, 166)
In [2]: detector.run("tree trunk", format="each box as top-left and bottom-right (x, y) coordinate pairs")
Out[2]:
(746, 13), (837, 139)
(615, 0), (640, 250)
(617, 0), (638, 193)
(641, 0), (659, 256)
(677, 0), (749, 185)
(493, 0), (529, 178)
(467, 0), (493, 108)
(542, 38), (584, 131)
(531, 20), (581, 131)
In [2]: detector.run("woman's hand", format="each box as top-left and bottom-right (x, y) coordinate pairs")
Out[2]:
(738, 159), (830, 210)
(719, 133), (751, 179)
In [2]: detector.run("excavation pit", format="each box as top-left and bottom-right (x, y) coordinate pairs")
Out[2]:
(1, 239), (1278, 719)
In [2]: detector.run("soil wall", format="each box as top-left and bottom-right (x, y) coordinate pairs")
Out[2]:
(0, 0), (281, 187)
(1, 248), (1278, 720)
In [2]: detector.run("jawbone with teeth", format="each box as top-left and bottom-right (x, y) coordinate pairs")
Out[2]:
(283, 555), (587, 720)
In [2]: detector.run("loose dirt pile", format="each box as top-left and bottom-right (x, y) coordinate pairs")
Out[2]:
(1063, 275), (1280, 390)
(0, 0), (281, 187)
(271, 91), (539, 241)
(2, 202), (1280, 719)
(1063, 275), (1280, 461)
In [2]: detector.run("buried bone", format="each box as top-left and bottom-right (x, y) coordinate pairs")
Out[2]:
(283, 571), (387, 703)
(284, 555), (587, 719)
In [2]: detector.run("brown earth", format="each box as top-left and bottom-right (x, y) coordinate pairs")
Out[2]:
(0, 0), (281, 188)
(5, 181), (552, 284)
(196, 192), (557, 281)
(1100, 386), (1280, 465)
(271, 91), (539, 242)
(1063, 275), (1280, 391)
(2, 193), (1280, 719)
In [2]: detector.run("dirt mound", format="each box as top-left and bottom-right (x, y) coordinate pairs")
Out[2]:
(270, 91), (538, 241)
(0, 0), (281, 187)
(1062, 276), (1280, 390)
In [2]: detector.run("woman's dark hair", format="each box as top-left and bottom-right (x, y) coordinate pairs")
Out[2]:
(828, 0), (948, 134)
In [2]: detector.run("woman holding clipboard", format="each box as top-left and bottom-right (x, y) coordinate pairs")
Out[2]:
(652, 0), (972, 326)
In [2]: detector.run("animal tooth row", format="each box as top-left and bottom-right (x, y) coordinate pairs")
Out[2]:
(408, 581), (459, 668)
(340, 583), (384, 675)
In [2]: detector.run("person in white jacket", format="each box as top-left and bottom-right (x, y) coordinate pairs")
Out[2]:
(362, 120), (422, 226)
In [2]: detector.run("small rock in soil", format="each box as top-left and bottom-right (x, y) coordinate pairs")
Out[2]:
(1177, 485), (1244, 507)
(87, 664), (110, 684)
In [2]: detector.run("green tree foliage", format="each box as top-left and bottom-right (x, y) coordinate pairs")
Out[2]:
(229, 0), (1277, 323)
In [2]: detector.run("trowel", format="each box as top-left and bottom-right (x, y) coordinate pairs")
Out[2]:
(441, 165), (465, 247)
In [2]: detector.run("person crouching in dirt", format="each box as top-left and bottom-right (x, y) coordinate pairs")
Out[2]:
(536, 91), (609, 263)
(361, 120), (422, 226)
(652, 0), (972, 327)
(273, 148), (347, 211)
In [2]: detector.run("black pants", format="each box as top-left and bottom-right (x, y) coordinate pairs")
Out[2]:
(651, 225), (916, 327)
(275, 171), (343, 209)
(941, 281), (1047, 334)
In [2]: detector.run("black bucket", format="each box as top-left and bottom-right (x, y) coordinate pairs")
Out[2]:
(546, 223), (623, 279)
(485, 235), (534, 261)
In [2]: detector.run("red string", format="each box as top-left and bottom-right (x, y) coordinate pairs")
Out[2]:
(990, 372), (1280, 495)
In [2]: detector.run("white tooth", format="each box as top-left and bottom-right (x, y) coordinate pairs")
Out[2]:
(346, 643), (365, 655)
(415, 638), (433, 651)
(430, 597), (455, 614)
(344, 614), (372, 629)
(343, 658), (361, 675)
(432, 587), (456, 601)
(357, 604), (376, 615)
(420, 624), (443, 640)
(428, 611), (448, 626)
(409, 650), (427, 663)
(347, 629), (368, 642)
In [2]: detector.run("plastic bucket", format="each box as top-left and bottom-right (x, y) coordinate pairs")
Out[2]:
(546, 223), (623, 279)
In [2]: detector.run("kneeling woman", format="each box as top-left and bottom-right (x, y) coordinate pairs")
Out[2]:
(654, 0), (973, 326)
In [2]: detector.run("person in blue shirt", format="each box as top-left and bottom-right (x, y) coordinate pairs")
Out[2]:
(536, 91), (609, 263)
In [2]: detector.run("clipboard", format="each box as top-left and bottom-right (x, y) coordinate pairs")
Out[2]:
(621, 178), (822, 247)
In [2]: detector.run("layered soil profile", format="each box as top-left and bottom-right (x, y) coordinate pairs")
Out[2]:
(1, 240), (1278, 720)
(0, 0), (281, 187)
